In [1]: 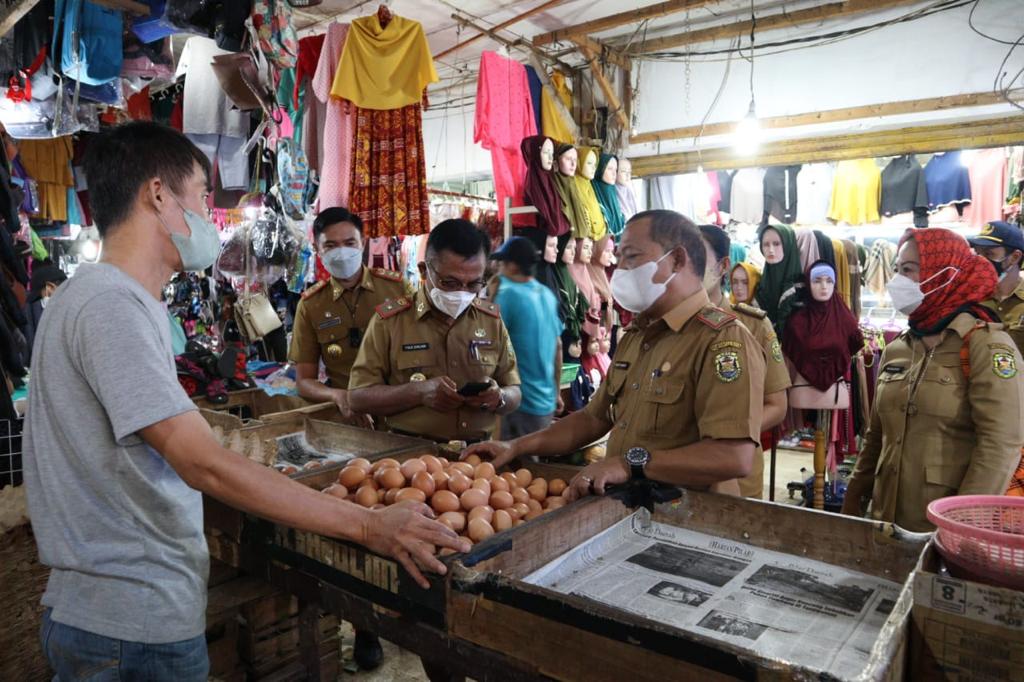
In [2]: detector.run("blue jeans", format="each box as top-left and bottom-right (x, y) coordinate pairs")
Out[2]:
(40, 608), (208, 681)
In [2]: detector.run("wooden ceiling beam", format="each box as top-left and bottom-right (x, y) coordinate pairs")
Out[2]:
(573, 35), (631, 71)
(434, 0), (570, 61)
(0, 0), (42, 36)
(629, 115), (1024, 176)
(533, 0), (716, 46)
(631, 90), (1020, 145)
(574, 39), (630, 130)
(628, 0), (921, 54)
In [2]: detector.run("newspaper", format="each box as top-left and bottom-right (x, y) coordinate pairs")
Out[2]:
(526, 510), (901, 680)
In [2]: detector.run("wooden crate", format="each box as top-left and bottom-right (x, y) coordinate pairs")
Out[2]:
(448, 491), (930, 682)
(193, 388), (312, 418)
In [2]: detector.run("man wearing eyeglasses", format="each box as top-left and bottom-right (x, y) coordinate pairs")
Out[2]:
(348, 219), (522, 443)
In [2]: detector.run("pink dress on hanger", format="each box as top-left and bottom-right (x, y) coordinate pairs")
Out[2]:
(964, 148), (1009, 229)
(314, 23), (356, 211)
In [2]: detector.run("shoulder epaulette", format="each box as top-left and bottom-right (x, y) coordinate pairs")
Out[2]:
(371, 267), (403, 283)
(375, 297), (412, 319)
(301, 280), (327, 300)
(472, 298), (501, 318)
(734, 302), (767, 319)
(697, 306), (737, 330)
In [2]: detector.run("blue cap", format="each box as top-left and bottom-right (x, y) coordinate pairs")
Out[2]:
(492, 237), (539, 270)
(968, 221), (1024, 253)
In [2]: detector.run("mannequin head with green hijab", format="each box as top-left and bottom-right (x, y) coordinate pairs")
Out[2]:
(593, 153), (626, 240)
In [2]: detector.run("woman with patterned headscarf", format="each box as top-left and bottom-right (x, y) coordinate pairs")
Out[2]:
(842, 228), (1024, 532)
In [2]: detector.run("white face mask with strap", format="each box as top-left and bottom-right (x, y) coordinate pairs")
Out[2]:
(610, 250), (677, 313)
(886, 266), (959, 315)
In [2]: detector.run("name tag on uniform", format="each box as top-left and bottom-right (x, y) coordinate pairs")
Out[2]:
(615, 361), (630, 370)
(882, 365), (905, 375)
(402, 342), (430, 352)
(318, 317), (342, 330)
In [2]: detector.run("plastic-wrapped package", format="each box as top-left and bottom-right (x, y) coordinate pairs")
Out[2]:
(251, 212), (299, 267)
(215, 227), (249, 278)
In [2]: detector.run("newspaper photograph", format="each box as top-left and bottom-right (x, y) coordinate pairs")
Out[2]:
(525, 510), (902, 680)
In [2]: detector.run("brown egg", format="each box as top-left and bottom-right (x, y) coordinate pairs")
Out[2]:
(378, 467), (406, 490)
(279, 465), (298, 476)
(493, 509), (513, 532)
(511, 487), (530, 504)
(349, 457), (373, 471)
(490, 490), (514, 510)
(460, 487), (489, 510)
(400, 458), (427, 480)
(526, 498), (542, 512)
(355, 486), (378, 508)
(524, 509), (545, 521)
(431, 490), (461, 514)
(384, 488), (400, 505)
(473, 462), (496, 480)
(411, 471), (436, 497)
(506, 505), (523, 521)
(395, 487), (427, 504)
(468, 517), (494, 542)
(447, 472), (472, 495)
(545, 496), (566, 510)
(362, 477), (380, 491)
(303, 460), (324, 470)
(371, 458), (400, 473)
(528, 479), (548, 501)
(515, 468), (533, 487)
(338, 466), (367, 489)
(438, 511), (466, 532)
(322, 483), (348, 499)
(513, 519), (525, 527)
(468, 505), (494, 523)
(548, 479), (567, 496)
(376, 488), (387, 503)
(465, 453), (482, 466)
(500, 472), (519, 488)
(490, 476), (509, 493)
(511, 502), (530, 518)
(431, 470), (450, 491)
(420, 454), (445, 473)
(471, 478), (491, 495)
(450, 462), (475, 477)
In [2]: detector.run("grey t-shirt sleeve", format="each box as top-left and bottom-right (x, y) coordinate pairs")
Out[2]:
(73, 291), (197, 444)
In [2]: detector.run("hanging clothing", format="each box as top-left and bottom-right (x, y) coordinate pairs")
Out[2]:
(572, 147), (607, 240)
(864, 239), (898, 296)
(592, 154), (625, 240)
(520, 136), (569, 237)
(841, 239), (862, 319)
(646, 176), (676, 210)
(674, 172), (712, 222)
(763, 165), (801, 224)
(832, 239), (851, 309)
(616, 174), (638, 222)
(348, 103), (430, 238)
(524, 65), (544, 133)
(292, 34), (325, 154)
(175, 37), (249, 138)
(729, 261), (761, 306)
(795, 163), (833, 225)
(730, 168), (765, 224)
(815, 230), (836, 269)
(553, 144), (589, 236)
(880, 155), (929, 227)
(717, 170), (735, 214)
(474, 51), (537, 220)
(541, 71), (574, 144)
(757, 224), (803, 335)
(964, 148), (1009, 228)
(315, 23), (356, 211)
(18, 138), (74, 222)
(796, 228), (821, 272)
(330, 14), (438, 110)
(924, 151), (972, 212)
(828, 159), (881, 224)
(783, 262), (863, 391)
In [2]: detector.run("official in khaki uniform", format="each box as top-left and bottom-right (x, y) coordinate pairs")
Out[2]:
(289, 208), (410, 425)
(969, 220), (1024, 352)
(842, 228), (1024, 532)
(464, 210), (765, 500)
(700, 225), (790, 499)
(349, 219), (522, 443)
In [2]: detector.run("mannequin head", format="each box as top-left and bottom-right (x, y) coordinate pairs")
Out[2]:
(731, 264), (751, 303)
(561, 238), (577, 264)
(809, 262), (837, 302)
(539, 138), (555, 171)
(580, 149), (598, 179)
(576, 238), (594, 264)
(617, 158), (632, 186)
(568, 340), (582, 358)
(597, 236), (615, 267)
(543, 235), (558, 263)
(598, 327), (611, 354)
(556, 145), (578, 176)
(601, 157), (618, 185)
(761, 227), (785, 265)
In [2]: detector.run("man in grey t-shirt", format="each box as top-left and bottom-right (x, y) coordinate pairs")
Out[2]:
(25, 122), (467, 681)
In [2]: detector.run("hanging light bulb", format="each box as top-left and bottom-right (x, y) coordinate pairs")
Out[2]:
(734, 99), (761, 156)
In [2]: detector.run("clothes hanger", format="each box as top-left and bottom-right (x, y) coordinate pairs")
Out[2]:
(377, 3), (392, 28)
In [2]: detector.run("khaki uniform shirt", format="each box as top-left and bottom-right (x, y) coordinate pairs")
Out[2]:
(850, 313), (1024, 532)
(983, 279), (1024, 353)
(349, 287), (521, 442)
(585, 290), (765, 481)
(288, 267), (410, 389)
(731, 302), (792, 498)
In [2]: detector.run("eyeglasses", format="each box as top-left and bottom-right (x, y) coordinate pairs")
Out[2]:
(427, 264), (486, 293)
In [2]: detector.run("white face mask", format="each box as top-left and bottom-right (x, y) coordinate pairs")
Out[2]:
(428, 271), (477, 319)
(886, 266), (959, 315)
(610, 251), (677, 313)
(40, 296), (49, 309)
(322, 246), (363, 280)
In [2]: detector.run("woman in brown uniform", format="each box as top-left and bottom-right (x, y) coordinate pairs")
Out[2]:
(842, 228), (1024, 531)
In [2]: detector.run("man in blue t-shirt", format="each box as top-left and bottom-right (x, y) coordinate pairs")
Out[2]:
(493, 237), (563, 438)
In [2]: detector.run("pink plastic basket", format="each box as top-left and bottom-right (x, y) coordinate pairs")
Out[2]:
(927, 495), (1024, 589)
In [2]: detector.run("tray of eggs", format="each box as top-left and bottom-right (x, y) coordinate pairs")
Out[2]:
(318, 453), (576, 549)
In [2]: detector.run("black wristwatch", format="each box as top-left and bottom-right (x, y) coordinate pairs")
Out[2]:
(625, 447), (650, 481)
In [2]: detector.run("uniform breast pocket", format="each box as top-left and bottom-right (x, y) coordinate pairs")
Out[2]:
(316, 326), (344, 348)
(874, 371), (907, 410)
(641, 380), (688, 437)
(469, 351), (498, 380)
(396, 351), (439, 382)
(916, 361), (968, 421)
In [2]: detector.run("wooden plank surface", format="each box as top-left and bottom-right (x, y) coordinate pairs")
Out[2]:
(532, 0), (716, 46)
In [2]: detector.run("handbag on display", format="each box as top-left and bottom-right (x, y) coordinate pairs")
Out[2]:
(234, 292), (282, 341)
(210, 50), (273, 112)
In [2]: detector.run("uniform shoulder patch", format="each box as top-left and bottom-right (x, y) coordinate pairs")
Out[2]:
(992, 350), (1018, 379)
(300, 280), (327, 300)
(472, 298), (501, 318)
(371, 267), (403, 282)
(734, 302), (767, 319)
(375, 297), (412, 320)
(697, 306), (737, 331)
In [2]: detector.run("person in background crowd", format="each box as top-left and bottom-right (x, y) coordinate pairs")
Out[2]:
(491, 237), (564, 438)
(463, 210), (765, 501)
(730, 262), (761, 307)
(700, 225), (790, 498)
(24, 262), (66, 364)
(968, 220), (1024, 351)
(842, 228), (1024, 531)
(289, 208), (410, 433)
(24, 122), (467, 682)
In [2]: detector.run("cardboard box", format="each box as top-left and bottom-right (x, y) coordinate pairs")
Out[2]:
(911, 543), (1024, 681)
